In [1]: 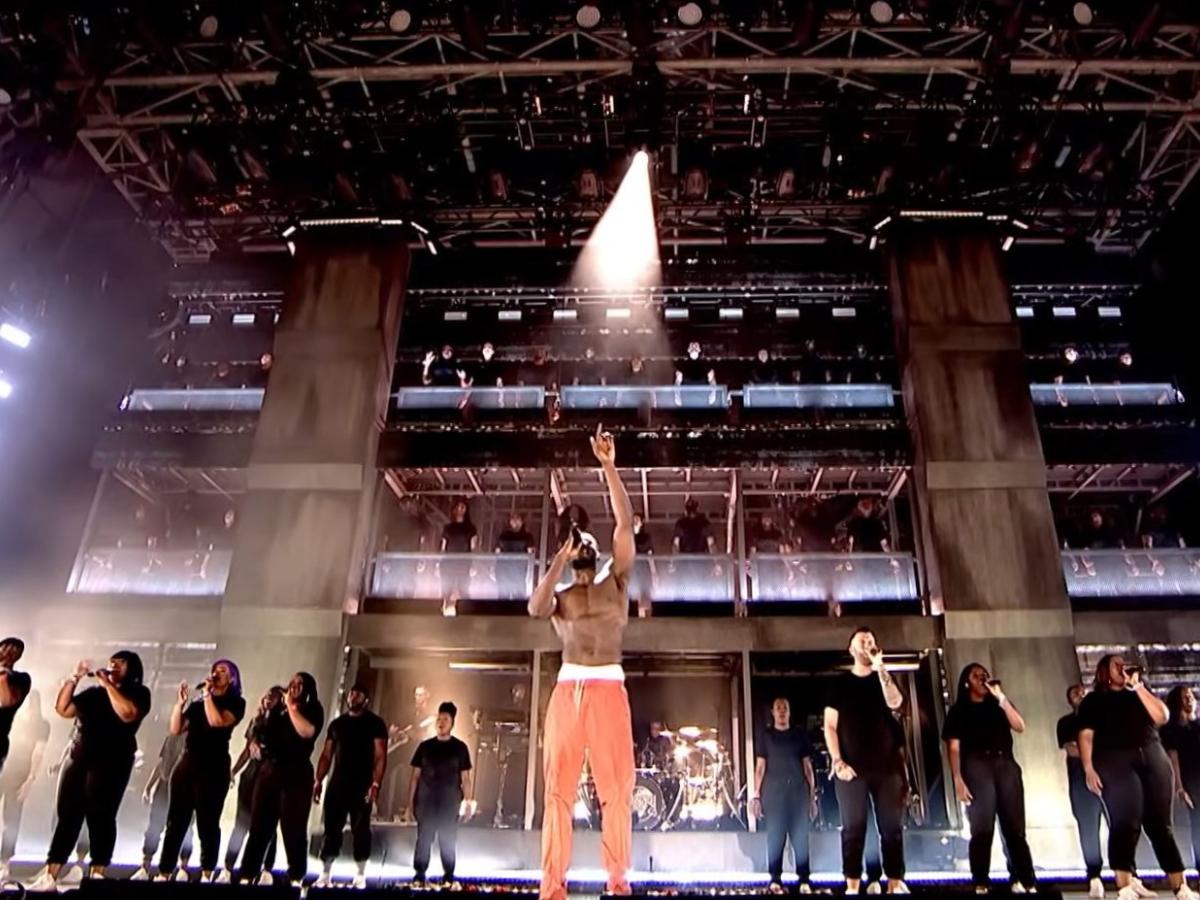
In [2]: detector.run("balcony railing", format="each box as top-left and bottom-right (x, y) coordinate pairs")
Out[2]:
(1063, 548), (1200, 599)
(559, 385), (730, 410)
(1031, 383), (1182, 407)
(123, 388), (265, 411)
(393, 386), (545, 410)
(742, 384), (896, 409)
(70, 548), (231, 596)
(747, 553), (919, 603)
(372, 552), (537, 600)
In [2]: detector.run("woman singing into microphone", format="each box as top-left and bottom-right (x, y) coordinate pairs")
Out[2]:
(236, 672), (324, 886)
(1079, 655), (1197, 900)
(942, 664), (1036, 893)
(28, 652), (151, 891)
(156, 659), (246, 882)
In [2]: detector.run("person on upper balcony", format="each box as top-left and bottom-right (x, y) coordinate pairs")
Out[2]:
(747, 348), (779, 386)
(572, 347), (608, 387)
(516, 346), (558, 391)
(465, 342), (505, 389)
(845, 498), (890, 554)
(675, 342), (717, 387)
(1073, 508), (1123, 550)
(1141, 505), (1186, 550)
(620, 354), (653, 386)
(422, 345), (468, 388)
(673, 498), (716, 555)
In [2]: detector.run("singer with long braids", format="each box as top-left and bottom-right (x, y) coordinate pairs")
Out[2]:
(236, 672), (324, 886)
(28, 652), (151, 891)
(1079, 655), (1197, 900)
(942, 663), (1036, 893)
(156, 659), (246, 881)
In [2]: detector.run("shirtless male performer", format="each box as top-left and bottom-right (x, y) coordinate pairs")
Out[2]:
(529, 425), (635, 900)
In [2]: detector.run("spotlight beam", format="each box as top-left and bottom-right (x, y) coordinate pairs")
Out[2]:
(570, 150), (661, 294)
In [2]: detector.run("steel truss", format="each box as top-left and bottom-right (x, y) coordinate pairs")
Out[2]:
(61, 19), (1200, 262)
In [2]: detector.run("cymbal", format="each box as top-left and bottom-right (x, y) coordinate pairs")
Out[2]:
(676, 726), (717, 741)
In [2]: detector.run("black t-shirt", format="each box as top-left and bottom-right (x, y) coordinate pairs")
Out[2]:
(442, 521), (477, 553)
(634, 530), (654, 555)
(0, 670), (32, 758)
(1057, 712), (1085, 776)
(1078, 689), (1160, 753)
(677, 358), (714, 385)
(472, 360), (505, 389)
(496, 528), (535, 554)
(327, 710), (388, 788)
(942, 699), (1014, 758)
(260, 699), (325, 764)
(748, 361), (778, 384)
(428, 357), (462, 387)
(1162, 719), (1200, 786)
(848, 516), (887, 552)
(826, 671), (900, 772)
(753, 525), (785, 553)
(757, 725), (812, 784)
(71, 683), (153, 763)
(674, 514), (713, 554)
(183, 691), (247, 758)
(411, 735), (472, 802)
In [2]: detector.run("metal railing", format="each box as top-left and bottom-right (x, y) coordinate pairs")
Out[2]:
(1062, 548), (1200, 598)
(747, 552), (919, 603)
(70, 548), (231, 596)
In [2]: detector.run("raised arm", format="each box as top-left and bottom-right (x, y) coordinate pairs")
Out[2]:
(989, 682), (1026, 733)
(55, 660), (90, 719)
(529, 537), (572, 618)
(1132, 675), (1169, 726)
(285, 695), (318, 740)
(591, 425), (634, 577)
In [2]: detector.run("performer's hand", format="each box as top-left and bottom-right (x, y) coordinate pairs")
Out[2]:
(459, 799), (477, 821)
(95, 669), (114, 688)
(249, 740), (263, 761)
(423, 351), (436, 367)
(809, 795), (819, 821)
(590, 423), (616, 465)
(1085, 766), (1104, 797)
(366, 783), (380, 806)
(73, 659), (90, 680)
(833, 759), (857, 782)
(750, 797), (762, 820)
(986, 681), (1006, 703)
(954, 777), (974, 805)
(313, 780), (323, 805)
(868, 646), (885, 673)
(1127, 669), (1143, 690)
(178, 680), (190, 705)
(1179, 788), (1195, 810)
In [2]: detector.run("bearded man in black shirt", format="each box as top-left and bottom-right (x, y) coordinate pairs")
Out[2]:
(823, 627), (908, 894)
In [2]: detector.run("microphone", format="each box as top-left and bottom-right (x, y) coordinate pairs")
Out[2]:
(87, 668), (113, 678)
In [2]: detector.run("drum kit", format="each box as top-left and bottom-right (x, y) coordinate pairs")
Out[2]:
(577, 724), (741, 831)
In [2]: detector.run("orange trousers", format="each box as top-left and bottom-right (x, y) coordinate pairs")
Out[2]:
(540, 679), (634, 900)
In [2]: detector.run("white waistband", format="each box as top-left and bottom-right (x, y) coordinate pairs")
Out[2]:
(558, 663), (625, 683)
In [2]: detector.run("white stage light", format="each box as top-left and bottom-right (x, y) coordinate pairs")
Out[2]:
(677, 2), (704, 26)
(0, 378), (12, 399)
(1, 323), (31, 348)
(571, 150), (661, 295)
(576, 4), (601, 28)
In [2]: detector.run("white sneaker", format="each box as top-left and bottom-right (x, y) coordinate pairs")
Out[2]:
(888, 881), (911, 895)
(153, 873), (170, 882)
(315, 872), (332, 888)
(258, 871), (274, 886)
(61, 865), (84, 885)
(1118, 887), (1142, 900)
(26, 868), (59, 892)
(1174, 885), (1199, 900)
(976, 888), (990, 895)
(1013, 885), (1027, 894)
(799, 885), (813, 895)
(1136, 880), (1161, 898)
(215, 870), (232, 884)
(173, 868), (189, 882)
(130, 866), (150, 881)
(1091, 878), (1106, 899)
(0, 862), (10, 884)
(352, 872), (368, 889)
(867, 882), (882, 895)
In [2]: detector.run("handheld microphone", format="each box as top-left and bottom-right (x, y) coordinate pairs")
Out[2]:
(1125, 665), (1144, 678)
(87, 668), (113, 678)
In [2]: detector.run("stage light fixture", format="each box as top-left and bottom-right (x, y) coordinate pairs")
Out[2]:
(860, 0), (895, 25)
(1, 322), (31, 349)
(0, 377), (12, 400)
(1070, 1), (1093, 25)
(488, 170), (509, 201)
(576, 3), (601, 28)
(578, 169), (601, 200)
(677, 2), (705, 26)
(386, 4), (420, 33)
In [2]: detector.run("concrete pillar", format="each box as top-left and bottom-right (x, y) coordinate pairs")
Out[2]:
(888, 227), (1080, 865)
(217, 233), (409, 708)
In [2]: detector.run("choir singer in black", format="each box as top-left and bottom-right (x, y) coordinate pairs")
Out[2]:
(942, 663), (1036, 893)
(752, 696), (817, 894)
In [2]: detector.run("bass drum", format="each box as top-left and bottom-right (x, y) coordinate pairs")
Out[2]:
(632, 772), (668, 832)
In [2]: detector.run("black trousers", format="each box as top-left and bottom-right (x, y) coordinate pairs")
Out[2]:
(47, 753), (134, 867)
(1096, 743), (1185, 874)
(0, 763), (29, 862)
(320, 780), (373, 864)
(834, 767), (906, 881)
(961, 754), (1036, 887)
(1180, 774), (1200, 870)
(763, 779), (811, 883)
(237, 758), (313, 882)
(158, 751), (230, 873)
(224, 764), (276, 872)
(142, 776), (194, 862)
(413, 793), (460, 880)
(1068, 762), (1106, 879)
